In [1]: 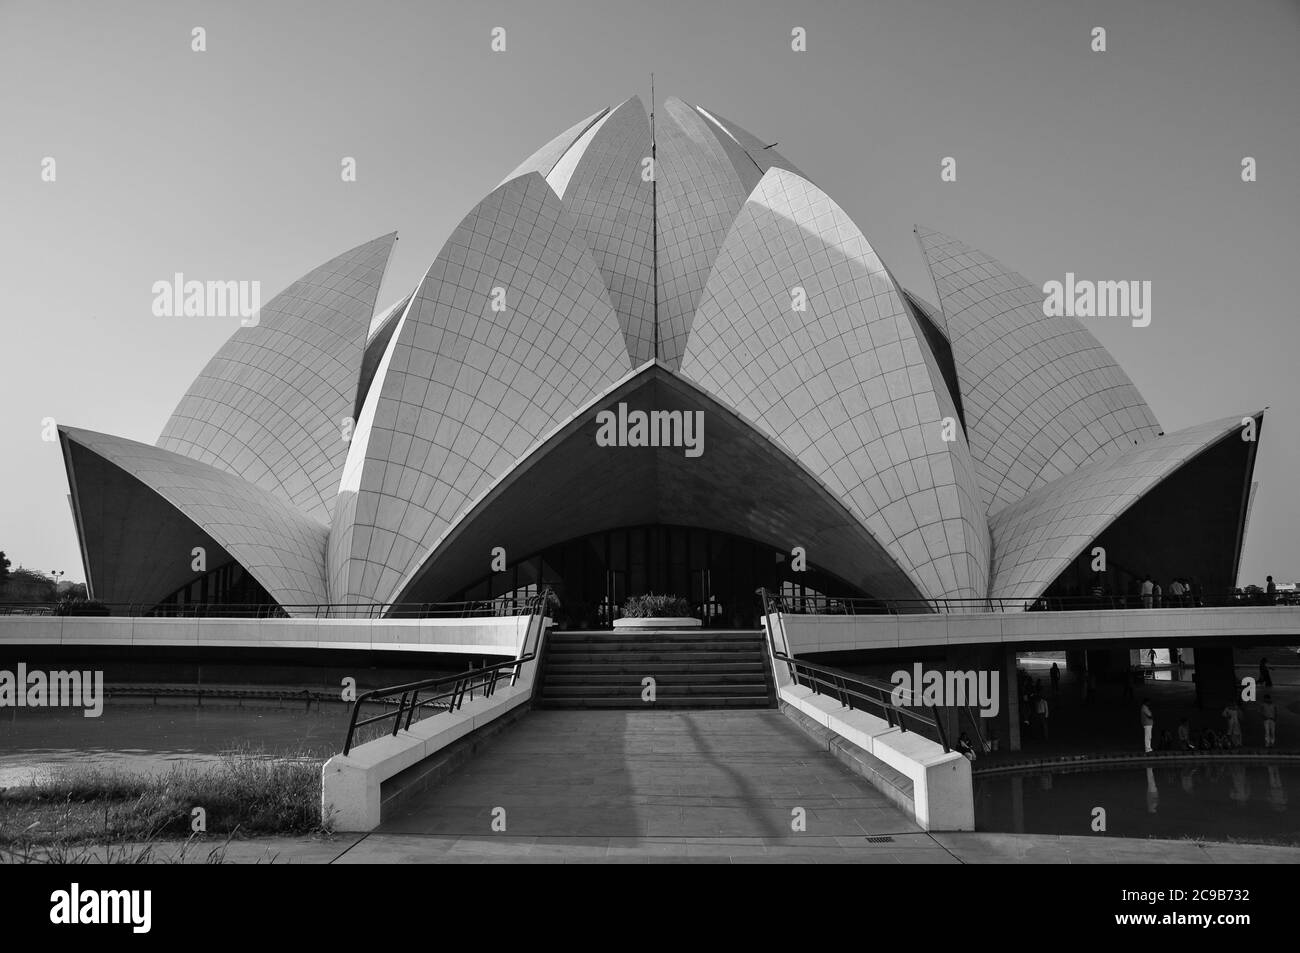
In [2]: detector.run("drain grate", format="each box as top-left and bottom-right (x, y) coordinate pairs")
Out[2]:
(864, 835), (895, 843)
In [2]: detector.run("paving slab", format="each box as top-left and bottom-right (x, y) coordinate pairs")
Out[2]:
(377, 709), (922, 840)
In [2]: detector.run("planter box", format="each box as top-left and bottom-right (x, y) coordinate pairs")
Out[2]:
(612, 617), (701, 630)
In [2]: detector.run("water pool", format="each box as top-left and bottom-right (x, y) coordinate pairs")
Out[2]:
(975, 761), (1300, 846)
(0, 702), (351, 786)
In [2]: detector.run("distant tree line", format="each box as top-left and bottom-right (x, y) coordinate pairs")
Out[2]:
(0, 550), (88, 603)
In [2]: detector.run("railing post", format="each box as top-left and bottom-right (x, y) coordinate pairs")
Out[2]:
(343, 705), (360, 755)
(404, 689), (420, 730)
(933, 706), (949, 752)
(392, 692), (409, 737)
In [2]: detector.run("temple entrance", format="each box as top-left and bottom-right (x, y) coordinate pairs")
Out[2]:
(451, 523), (866, 629)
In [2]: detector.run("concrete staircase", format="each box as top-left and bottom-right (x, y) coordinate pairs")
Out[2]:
(535, 630), (776, 710)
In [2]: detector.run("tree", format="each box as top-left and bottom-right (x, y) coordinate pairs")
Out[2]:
(0, 550), (10, 586)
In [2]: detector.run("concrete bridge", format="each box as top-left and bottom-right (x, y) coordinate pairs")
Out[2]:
(5, 604), (1299, 851)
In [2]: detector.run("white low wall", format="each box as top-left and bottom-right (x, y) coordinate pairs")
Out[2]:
(0, 614), (534, 655)
(778, 683), (973, 830)
(777, 605), (1300, 655)
(320, 616), (550, 831)
(321, 678), (535, 831)
(763, 617), (973, 831)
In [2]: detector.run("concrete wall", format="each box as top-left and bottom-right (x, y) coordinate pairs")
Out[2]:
(762, 619), (974, 831)
(778, 605), (1300, 655)
(0, 614), (534, 656)
(320, 615), (550, 831)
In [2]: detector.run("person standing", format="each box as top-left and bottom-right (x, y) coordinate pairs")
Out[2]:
(1036, 693), (1051, 741)
(1141, 576), (1154, 609)
(1141, 698), (1154, 752)
(1153, 581), (1162, 608)
(1169, 578), (1185, 607)
(1050, 661), (1061, 696)
(1260, 657), (1273, 688)
(1261, 695), (1277, 748)
(1266, 575), (1277, 605)
(1177, 718), (1194, 750)
(1221, 701), (1244, 748)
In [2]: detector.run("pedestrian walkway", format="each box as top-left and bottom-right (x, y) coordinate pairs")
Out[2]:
(23, 831), (1300, 864)
(378, 709), (918, 838)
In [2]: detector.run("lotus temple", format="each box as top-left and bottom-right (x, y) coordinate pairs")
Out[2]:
(19, 94), (1300, 844)
(56, 95), (1263, 625)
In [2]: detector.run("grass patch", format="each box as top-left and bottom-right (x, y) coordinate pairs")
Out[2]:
(0, 836), (241, 864)
(0, 751), (327, 847)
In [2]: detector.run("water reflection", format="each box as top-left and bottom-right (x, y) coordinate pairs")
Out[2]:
(976, 761), (1300, 845)
(0, 702), (351, 786)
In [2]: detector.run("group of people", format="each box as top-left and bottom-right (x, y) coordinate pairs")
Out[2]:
(1141, 689), (1279, 753)
(1012, 665), (1058, 742)
(1138, 575), (1199, 608)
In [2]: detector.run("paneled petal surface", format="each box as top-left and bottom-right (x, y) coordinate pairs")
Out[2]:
(550, 97), (656, 365)
(395, 364), (928, 606)
(989, 416), (1255, 601)
(916, 225), (1162, 515)
(331, 173), (632, 606)
(62, 426), (329, 611)
(157, 233), (397, 525)
(498, 107), (609, 186)
(655, 96), (750, 369)
(681, 168), (990, 601)
(694, 104), (806, 190)
(356, 290), (415, 420)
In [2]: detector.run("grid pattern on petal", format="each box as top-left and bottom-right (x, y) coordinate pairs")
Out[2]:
(66, 427), (329, 611)
(916, 226), (1162, 515)
(157, 234), (396, 525)
(335, 174), (631, 605)
(693, 104), (807, 186)
(680, 169), (990, 601)
(988, 417), (1247, 601)
(555, 98), (657, 366)
(498, 107), (610, 187)
(655, 97), (749, 369)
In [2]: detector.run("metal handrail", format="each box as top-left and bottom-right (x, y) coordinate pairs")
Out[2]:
(753, 588), (1298, 615)
(339, 588), (553, 755)
(755, 588), (950, 752)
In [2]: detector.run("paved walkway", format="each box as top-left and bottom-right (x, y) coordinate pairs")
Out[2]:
(379, 709), (919, 839)
(20, 831), (1300, 865)
(10, 708), (1300, 863)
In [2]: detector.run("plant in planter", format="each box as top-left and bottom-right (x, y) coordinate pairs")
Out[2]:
(621, 593), (693, 619)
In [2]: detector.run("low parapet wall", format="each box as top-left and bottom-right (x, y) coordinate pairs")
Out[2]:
(776, 605), (1300, 655)
(778, 682), (973, 830)
(0, 614), (534, 655)
(763, 616), (973, 831)
(320, 617), (551, 831)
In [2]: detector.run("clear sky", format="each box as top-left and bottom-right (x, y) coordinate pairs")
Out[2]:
(1, 0), (1296, 586)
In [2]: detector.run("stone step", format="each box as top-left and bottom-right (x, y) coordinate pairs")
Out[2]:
(541, 662), (768, 675)
(541, 683), (767, 698)
(548, 631), (763, 644)
(546, 641), (764, 652)
(533, 696), (774, 710)
(543, 651), (766, 664)
(536, 629), (776, 710)
(542, 672), (770, 685)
